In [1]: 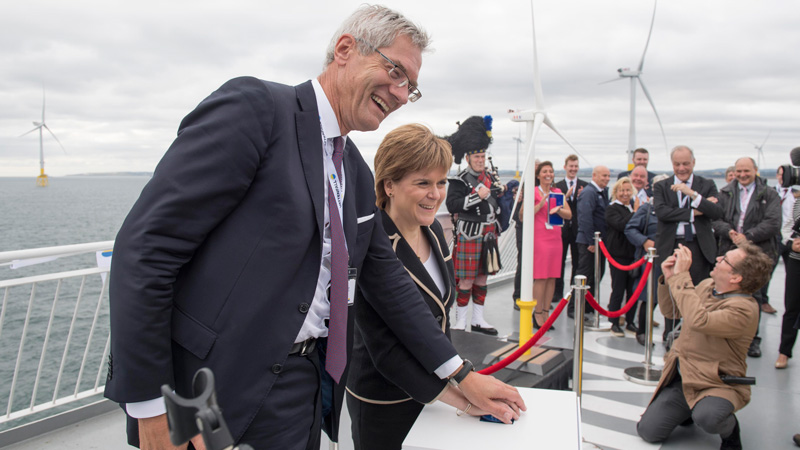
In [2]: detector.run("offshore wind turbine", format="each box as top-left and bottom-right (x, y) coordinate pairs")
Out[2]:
(509, 0), (589, 311)
(749, 130), (771, 171)
(602, 0), (668, 168)
(20, 89), (66, 187)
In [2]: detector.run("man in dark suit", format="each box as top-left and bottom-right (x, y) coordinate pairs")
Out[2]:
(553, 154), (587, 310)
(574, 165), (611, 317)
(618, 148), (656, 196)
(654, 145), (723, 339)
(104, 6), (523, 450)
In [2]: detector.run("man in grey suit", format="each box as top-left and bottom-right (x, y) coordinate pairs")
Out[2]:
(654, 145), (723, 339)
(105, 6), (524, 450)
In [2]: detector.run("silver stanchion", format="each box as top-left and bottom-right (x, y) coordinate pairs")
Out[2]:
(585, 231), (611, 331)
(572, 275), (588, 399)
(624, 247), (662, 385)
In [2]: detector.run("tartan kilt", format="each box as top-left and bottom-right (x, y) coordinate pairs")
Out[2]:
(454, 223), (496, 280)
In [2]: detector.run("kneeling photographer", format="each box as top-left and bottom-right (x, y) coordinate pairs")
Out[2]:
(637, 242), (773, 450)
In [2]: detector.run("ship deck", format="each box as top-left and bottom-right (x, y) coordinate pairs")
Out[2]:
(5, 260), (800, 450)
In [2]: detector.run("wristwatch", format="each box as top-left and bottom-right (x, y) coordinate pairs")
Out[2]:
(448, 359), (475, 387)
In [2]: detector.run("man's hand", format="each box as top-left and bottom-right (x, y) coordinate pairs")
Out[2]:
(792, 238), (800, 253)
(476, 185), (490, 200)
(707, 196), (718, 204)
(139, 414), (207, 450)
(457, 372), (526, 424)
(633, 196), (641, 211)
(587, 245), (595, 253)
(672, 244), (692, 275)
(643, 239), (655, 252)
(671, 183), (693, 196)
(729, 230), (746, 246)
(661, 255), (676, 281)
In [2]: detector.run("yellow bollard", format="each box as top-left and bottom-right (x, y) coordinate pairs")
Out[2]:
(516, 299), (536, 356)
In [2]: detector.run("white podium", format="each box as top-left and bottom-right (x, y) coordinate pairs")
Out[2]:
(403, 387), (582, 449)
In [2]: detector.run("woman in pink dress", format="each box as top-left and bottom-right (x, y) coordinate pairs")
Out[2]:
(521, 161), (572, 329)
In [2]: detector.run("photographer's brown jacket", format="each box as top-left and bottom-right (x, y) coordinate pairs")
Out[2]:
(654, 272), (759, 411)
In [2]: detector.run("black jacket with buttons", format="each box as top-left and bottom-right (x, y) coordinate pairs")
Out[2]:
(346, 210), (456, 404)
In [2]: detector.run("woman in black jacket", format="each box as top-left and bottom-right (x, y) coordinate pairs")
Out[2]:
(345, 124), (487, 450)
(605, 177), (640, 337)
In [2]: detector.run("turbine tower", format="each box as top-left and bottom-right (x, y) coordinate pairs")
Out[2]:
(20, 89), (66, 187)
(509, 0), (590, 312)
(749, 130), (771, 172)
(602, 0), (668, 169)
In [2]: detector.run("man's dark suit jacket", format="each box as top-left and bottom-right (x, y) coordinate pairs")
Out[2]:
(653, 175), (723, 266)
(576, 182), (609, 245)
(555, 178), (588, 246)
(104, 77), (457, 443)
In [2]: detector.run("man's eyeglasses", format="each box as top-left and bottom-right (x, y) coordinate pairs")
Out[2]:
(356, 38), (422, 102)
(721, 255), (738, 273)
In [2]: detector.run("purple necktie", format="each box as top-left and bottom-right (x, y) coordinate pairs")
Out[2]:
(326, 136), (348, 383)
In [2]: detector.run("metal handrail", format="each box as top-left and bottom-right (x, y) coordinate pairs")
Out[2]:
(0, 242), (111, 426)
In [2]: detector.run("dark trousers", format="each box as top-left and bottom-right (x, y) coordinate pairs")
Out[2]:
(780, 257), (800, 357)
(637, 373), (736, 443)
(513, 224), (523, 299)
(608, 265), (637, 327)
(636, 262), (662, 333)
(554, 233), (580, 303)
(573, 243), (606, 314)
(238, 347), (322, 450)
(347, 393), (424, 450)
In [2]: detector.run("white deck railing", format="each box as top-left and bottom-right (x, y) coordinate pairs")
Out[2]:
(0, 241), (113, 426)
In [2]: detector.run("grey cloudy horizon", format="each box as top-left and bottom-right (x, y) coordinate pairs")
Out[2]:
(1, 0), (798, 178)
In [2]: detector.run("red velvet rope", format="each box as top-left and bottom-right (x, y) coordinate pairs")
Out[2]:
(477, 297), (569, 375)
(598, 240), (646, 270)
(584, 261), (653, 318)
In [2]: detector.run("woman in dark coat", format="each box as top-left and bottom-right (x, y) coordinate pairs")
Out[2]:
(605, 177), (640, 337)
(346, 124), (486, 450)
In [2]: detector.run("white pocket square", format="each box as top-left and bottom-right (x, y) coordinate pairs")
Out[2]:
(357, 213), (375, 224)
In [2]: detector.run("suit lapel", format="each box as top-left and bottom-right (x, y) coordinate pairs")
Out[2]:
(294, 81), (324, 234)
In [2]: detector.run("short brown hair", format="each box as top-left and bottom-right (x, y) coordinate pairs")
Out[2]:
(734, 241), (775, 294)
(374, 124), (453, 209)
(633, 148), (649, 157)
(565, 154), (579, 165)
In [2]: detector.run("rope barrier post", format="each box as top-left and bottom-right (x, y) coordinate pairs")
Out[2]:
(572, 275), (587, 399)
(516, 299), (536, 356)
(585, 231), (611, 331)
(624, 247), (662, 385)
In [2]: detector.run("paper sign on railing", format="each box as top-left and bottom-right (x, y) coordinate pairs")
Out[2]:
(96, 250), (113, 283)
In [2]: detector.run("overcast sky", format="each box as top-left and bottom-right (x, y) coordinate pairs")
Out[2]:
(1, 0), (798, 177)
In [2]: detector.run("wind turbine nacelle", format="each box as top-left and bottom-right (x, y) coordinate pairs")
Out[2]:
(33, 121), (42, 126)
(617, 68), (639, 77)
(509, 109), (536, 122)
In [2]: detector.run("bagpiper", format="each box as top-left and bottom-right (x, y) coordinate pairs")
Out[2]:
(444, 115), (504, 335)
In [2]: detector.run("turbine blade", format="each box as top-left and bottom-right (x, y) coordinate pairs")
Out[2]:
(43, 124), (67, 154)
(760, 129), (771, 148)
(542, 115), (592, 166)
(530, 0), (546, 110)
(599, 77), (624, 85)
(637, 77), (668, 154)
(638, 0), (658, 72)
(19, 126), (41, 137)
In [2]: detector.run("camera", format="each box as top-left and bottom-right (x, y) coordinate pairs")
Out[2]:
(779, 147), (800, 188)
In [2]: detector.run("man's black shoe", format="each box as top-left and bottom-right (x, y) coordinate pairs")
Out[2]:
(636, 333), (646, 346)
(748, 337), (762, 358)
(720, 416), (742, 450)
(626, 323), (639, 334)
(610, 323), (625, 337)
(793, 433), (800, 447)
(471, 324), (498, 336)
(513, 298), (520, 311)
